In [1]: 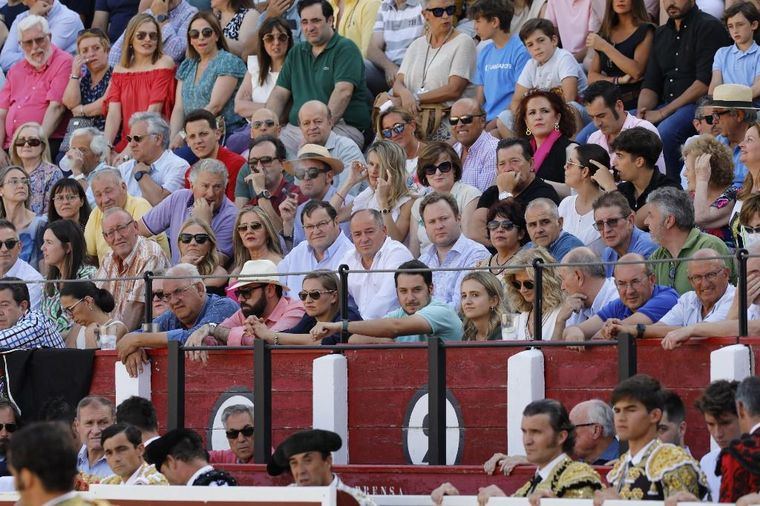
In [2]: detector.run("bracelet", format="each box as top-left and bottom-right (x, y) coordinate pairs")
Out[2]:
(273, 333), (279, 345)
(342, 320), (349, 333)
(613, 77), (618, 86)
(70, 75), (80, 80)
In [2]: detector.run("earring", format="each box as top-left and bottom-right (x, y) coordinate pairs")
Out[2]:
(525, 128), (531, 136)
(554, 122), (560, 131)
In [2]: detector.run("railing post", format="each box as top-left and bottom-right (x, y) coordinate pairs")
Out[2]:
(737, 248), (749, 339)
(253, 338), (272, 464)
(166, 340), (185, 430)
(617, 333), (637, 382)
(338, 264), (349, 323)
(427, 337), (446, 465)
(143, 271), (154, 324)
(532, 258), (544, 340)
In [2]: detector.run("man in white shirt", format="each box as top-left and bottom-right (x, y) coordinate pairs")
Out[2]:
(418, 192), (489, 308)
(557, 247), (618, 327)
(340, 209), (413, 319)
(0, 220), (41, 309)
(607, 248), (734, 340)
(117, 112), (188, 206)
(278, 201), (353, 294)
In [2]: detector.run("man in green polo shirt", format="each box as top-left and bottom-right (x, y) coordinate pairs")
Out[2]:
(644, 187), (734, 295)
(266, 0), (371, 155)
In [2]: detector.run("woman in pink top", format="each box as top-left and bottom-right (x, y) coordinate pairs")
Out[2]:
(103, 13), (176, 161)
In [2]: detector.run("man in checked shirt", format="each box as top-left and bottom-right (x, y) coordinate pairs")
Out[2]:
(0, 277), (63, 349)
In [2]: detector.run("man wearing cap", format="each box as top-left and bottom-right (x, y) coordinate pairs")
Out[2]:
(145, 428), (237, 486)
(279, 144), (351, 250)
(710, 84), (756, 187)
(267, 429), (375, 505)
(184, 259), (305, 360)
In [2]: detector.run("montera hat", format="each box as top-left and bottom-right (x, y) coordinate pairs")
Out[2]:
(266, 429), (342, 476)
(144, 428), (204, 472)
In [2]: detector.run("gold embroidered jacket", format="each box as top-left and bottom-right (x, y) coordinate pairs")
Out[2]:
(513, 455), (603, 498)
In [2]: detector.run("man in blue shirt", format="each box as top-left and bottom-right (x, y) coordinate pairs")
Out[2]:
(469, 0), (530, 128)
(310, 260), (463, 343)
(115, 263), (239, 377)
(594, 191), (657, 277)
(524, 198), (584, 262)
(710, 84), (755, 187)
(563, 253), (678, 341)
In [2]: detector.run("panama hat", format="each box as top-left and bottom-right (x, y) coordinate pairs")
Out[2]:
(709, 84), (758, 110)
(283, 144), (344, 176)
(228, 259), (288, 291)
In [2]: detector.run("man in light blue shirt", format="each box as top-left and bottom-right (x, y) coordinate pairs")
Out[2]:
(278, 201), (354, 292)
(470, 0), (530, 124)
(75, 396), (114, 480)
(309, 259), (463, 343)
(418, 192), (490, 308)
(524, 198), (583, 263)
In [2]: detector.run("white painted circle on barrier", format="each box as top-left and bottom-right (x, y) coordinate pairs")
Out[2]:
(402, 388), (464, 465)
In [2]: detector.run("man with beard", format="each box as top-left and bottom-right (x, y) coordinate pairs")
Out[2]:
(184, 259), (304, 360)
(0, 399), (19, 477)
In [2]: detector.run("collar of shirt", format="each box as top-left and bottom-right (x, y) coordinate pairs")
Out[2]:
(186, 464), (215, 486)
(431, 233), (469, 264)
(537, 452), (567, 480)
(265, 296), (302, 325)
(42, 491), (79, 506)
(324, 132), (339, 150)
(627, 438), (658, 465)
(348, 236), (394, 269)
(656, 228), (702, 259)
(126, 462), (148, 485)
(299, 31), (341, 55)
(729, 41), (759, 55)
(77, 443), (107, 470)
(307, 231), (351, 261)
(548, 231), (569, 251)
(110, 235), (145, 272)
(666, 4), (699, 31)
(691, 283), (735, 319)
(592, 277), (619, 312)
(22, 45), (61, 73)
(750, 422), (760, 435)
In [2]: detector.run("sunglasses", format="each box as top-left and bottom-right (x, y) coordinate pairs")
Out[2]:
(135, 31), (159, 41)
(487, 219), (515, 231)
(153, 291), (167, 301)
(252, 119), (275, 129)
(237, 222), (264, 232)
(126, 134), (153, 143)
(426, 5), (456, 16)
(63, 298), (84, 317)
(0, 239), (19, 250)
(450, 114), (484, 126)
(0, 423), (17, 433)
(189, 27), (214, 39)
(381, 122), (406, 139)
(235, 284), (263, 299)
(248, 156), (276, 168)
(592, 217), (625, 231)
(263, 32), (289, 44)
(14, 137), (42, 147)
(295, 166), (329, 180)
(711, 110), (733, 123)
(511, 280), (535, 290)
(744, 225), (760, 234)
(20, 36), (48, 48)
(298, 289), (336, 301)
(225, 425), (254, 439)
(423, 161), (453, 176)
(178, 233), (210, 245)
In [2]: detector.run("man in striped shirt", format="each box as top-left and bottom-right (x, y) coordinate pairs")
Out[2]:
(0, 278), (63, 349)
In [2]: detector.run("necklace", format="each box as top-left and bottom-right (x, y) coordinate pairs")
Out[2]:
(420, 26), (454, 92)
(488, 252), (514, 274)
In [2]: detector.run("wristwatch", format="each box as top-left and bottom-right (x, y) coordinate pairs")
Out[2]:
(498, 191), (512, 201)
(207, 322), (217, 339)
(635, 323), (646, 339)
(156, 14), (168, 23)
(134, 170), (147, 182)
(256, 190), (272, 200)
(73, 174), (86, 181)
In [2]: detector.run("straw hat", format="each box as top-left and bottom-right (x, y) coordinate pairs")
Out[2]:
(709, 84), (758, 110)
(228, 259), (288, 291)
(283, 144), (344, 176)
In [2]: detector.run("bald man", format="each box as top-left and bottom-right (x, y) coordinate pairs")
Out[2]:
(297, 101), (365, 190)
(562, 253), (678, 341)
(450, 98), (500, 192)
(569, 400), (620, 465)
(604, 248), (735, 341)
(225, 108), (283, 156)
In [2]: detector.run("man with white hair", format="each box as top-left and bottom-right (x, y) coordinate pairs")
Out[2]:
(569, 399), (620, 465)
(0, 15), (74, 163)
(118, 112), (188, 206)
(556, 247), (618, 327)
(139, 159), (237, 264)
(0, 2), (82, 72)
(524, 198), (584, 262)
(67, 127), (109, 206)
(116, 263), (239, 377)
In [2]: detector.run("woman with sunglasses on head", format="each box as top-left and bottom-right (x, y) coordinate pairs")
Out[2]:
(169, 12), (247, 151)
(47, 178), (91, 230)
(0, 165), (45, 270)
(230, 206), (282, 276)
(41, 220), (96, 336)
(9, 122), (63, 217)
(177, 217), (229, 296)
(103, 13), (176, 161)
(250, 271), (362, 345)
(59, 280), (128, 349)
(558, 144), (609, 247)
(503, 247), (565, 340)
(460, 271), (505, 341)
(390, 0), (476, 141)
(62, 29), (113, 134)
(475, 198), (527, 291)
(377, 107), (424, 189)
(408, 142), (480, 256)
(331, 140), (415, 242)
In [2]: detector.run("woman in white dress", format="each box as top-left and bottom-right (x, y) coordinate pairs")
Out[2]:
(503, 247), (565, 340)
(59, 281), (127, 349)
(558, 144), (607, 246)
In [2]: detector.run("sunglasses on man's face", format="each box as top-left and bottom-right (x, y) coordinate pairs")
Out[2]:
(178, 233), (210, 245)
(295, 167), (328, 180)
(426, 5), (456, 16)
(189, 27), (214, 39)
(0, 239), (19, 250)
(0, 423), (17, 433)
(252, 119), (276, 129)
(450, 114), (484, 126)
(226, 425), (254, 439)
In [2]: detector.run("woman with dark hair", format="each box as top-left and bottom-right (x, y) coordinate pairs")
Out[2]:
(586, 0), (654, 110)
(47, 178), (91, 229)
(41, 220), (96, 336)
(513, 89), (577, 197)
(460, 272), (504, 341)
(250, 271), (362, 345)
(475, 198), (527, 284)
(60, 281), (127, 349)
(558, 144), (609, 245)
(409, 142), (481, 256)
(170, 11), (247, 148)
(214, 0), (259, 57)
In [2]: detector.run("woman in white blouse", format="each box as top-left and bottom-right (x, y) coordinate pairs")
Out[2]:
(503, 247), (565, 340)
(558, 144), (608, 247)
(331, 140), (415, 242)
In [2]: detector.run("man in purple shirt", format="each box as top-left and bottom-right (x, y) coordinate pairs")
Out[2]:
(451, 98), (499, 192)
(138, 159), (237, 264)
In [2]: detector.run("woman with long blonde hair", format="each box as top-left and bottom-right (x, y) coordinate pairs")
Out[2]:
(503, 247), (565, 340)
(460, 271), (504, 341)
(177, 217), (228, 295)
(331, 140), (415, 242)
(731, 121), (760, 248)
(230, 205), (283, 276)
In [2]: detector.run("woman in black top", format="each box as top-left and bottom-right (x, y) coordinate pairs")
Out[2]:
(586, 0), (655, 110)
(251, 271), (362, 345)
